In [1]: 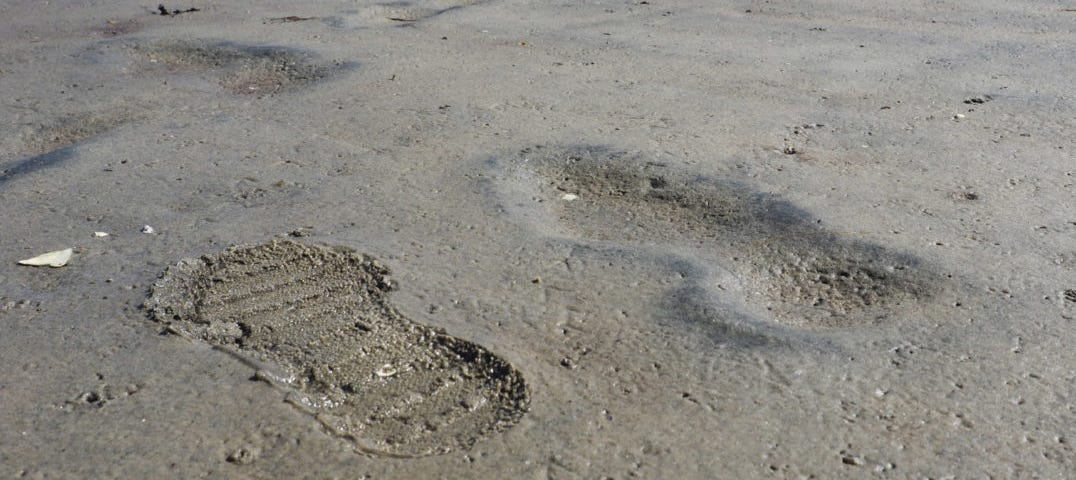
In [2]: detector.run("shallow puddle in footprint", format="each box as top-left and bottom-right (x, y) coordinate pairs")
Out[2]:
(490, 145), (939, 327)
(146, 240), (528, 457)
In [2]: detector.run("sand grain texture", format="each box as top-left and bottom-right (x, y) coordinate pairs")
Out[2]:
(0, 0), (1072, 478)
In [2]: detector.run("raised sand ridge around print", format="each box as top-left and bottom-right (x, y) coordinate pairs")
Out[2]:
(146, 240), (528, 457)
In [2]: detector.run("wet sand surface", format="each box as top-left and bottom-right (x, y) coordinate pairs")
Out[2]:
(1, 0), (1073, 478)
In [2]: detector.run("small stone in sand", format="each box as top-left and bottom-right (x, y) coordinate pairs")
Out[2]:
(375, 364), (398, 378)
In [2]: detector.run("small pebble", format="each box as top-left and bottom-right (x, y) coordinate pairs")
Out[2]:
(93, 231), (109, 237)
(841, 455), (864, 466)
(561, 193), (579, 201)
(141, 225), (155, 234)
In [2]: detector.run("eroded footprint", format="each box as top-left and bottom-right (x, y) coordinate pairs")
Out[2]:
(747, 237), (930, 327)
(2, 106), (145, 186)
(146, 240), (528, 457)
(328, 0), (488, 27)
(490, 145), (936, 327)
(125, 39), (345, 94)
(16, 108), (140, 156)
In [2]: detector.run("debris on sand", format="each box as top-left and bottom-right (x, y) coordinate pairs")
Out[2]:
(154, 4), (200, 16)
(266, 16), (317, 24)
(18, 248), (74, 267)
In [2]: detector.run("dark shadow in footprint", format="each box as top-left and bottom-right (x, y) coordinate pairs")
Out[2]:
(3, 107), (143, 188)
(487, 145), (808, 244)
(651, 254), (834, 348)
(146, 240), (528, 457)
(0, 148), (75, 187)
(488, 145), (939, 328)
(126, 39), (350, 94)
(660, 283), (783, 348)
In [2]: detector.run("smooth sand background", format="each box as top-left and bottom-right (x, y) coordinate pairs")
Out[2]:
(1, 0), (1073, 478)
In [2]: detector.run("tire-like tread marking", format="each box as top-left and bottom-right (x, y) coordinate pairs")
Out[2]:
(147, 240), (528, 457)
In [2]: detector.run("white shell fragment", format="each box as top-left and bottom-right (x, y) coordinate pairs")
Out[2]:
(18, 248), (74, 267)
(375, 364), (398, 378)
(561, 193), (579, 201)
(93, 231), (109, 238)
(141, 225), (155, 234)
